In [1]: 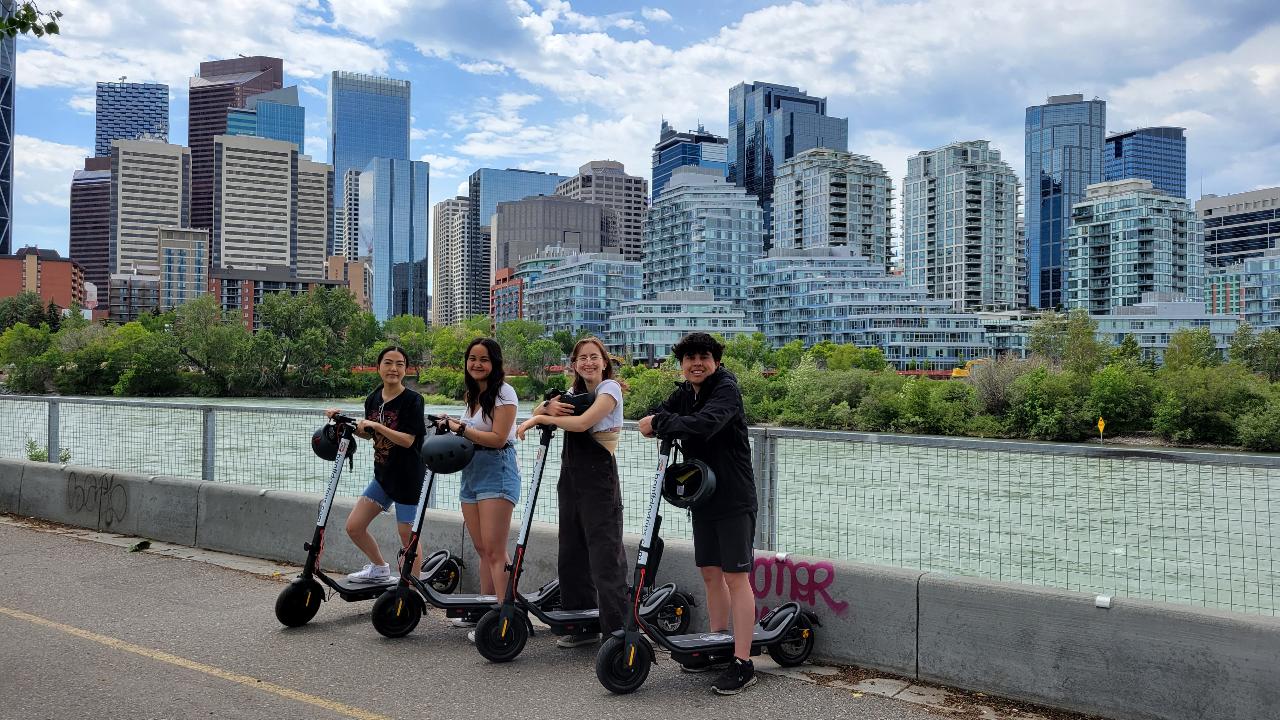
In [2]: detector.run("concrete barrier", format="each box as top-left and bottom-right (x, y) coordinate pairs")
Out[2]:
(917, 573), (1280, 720)
(5, 458), (1280, 720)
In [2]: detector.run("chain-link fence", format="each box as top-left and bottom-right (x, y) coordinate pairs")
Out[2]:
(2, 396), (1276, 617)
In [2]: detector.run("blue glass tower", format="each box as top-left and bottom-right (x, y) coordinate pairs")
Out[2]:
(1104, 126), (1186, 198)
(330, 72), (410, 256)
(1025, 93), (1106, 309)
(727, 81), (848, 251)
(360, 158), (429, 321)
(226, 86), (305, 153)
(651, 120), (727, 199)
(95, 82), (169, 157)
(0, 2), (13, 255)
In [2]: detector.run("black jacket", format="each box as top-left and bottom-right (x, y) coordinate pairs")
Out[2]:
(650, 366), (757, 522)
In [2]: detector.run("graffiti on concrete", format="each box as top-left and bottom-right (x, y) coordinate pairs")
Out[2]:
(66, 471), (128, 528)
(751, 552), (849, 621)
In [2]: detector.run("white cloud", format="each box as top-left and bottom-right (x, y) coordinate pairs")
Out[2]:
(410, 127), (430, 141)
(305, 136), (328, 160)
(458, 60), (507, 75)
(299, 83), (327, 99)
(419, 153), (467, 174)
(640, 8), (672, 23)
(67, 95), (94, 115)
(14, 135), (91, 209)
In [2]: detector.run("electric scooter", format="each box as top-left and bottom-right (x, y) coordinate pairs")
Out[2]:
(370, 415), (561, 638)
(274, 413), (464, 628)
(473, 393), (695, 663)
(594, 437), (820, 694)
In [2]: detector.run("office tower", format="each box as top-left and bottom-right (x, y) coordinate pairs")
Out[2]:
(95, 81), (169, 157)
(360, 158), (429, 321)
(465, 168), (568, 318)
(225, 86), (305, 152)
(643, 167), (762, 309)
(157, 227), (208, 309)
(1196, 187), (1280, 267)
(772, 148), (893, 272)
(727, 81), (848, 251)
(555, 160), (647, 261)
(188, 57), (283, 232)
(1024, 93), (1106, 309)
(903, 141), (1022, 312)
(432, 195), (469, 326)
(109, 140), (190, 275)
(1104, 126), (1186, 198)
(296, 157), (333, 280)
(69, 157), (113, 307)
(0, 5), (13, 255)
(651, 120), (728, 200)
(1066, 179), (1203, 313)
(337, 169), (361, 259)
(491, 195), (612, 274)
(212, 135), (294, 271)
(329, 72), (410, 255)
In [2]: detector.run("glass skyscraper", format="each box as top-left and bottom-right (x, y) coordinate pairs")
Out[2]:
(226, 87), (304, 153)
(727, 81), (848, 251)
(1104, 126), (1186, 198)
(360, 158), (429, 321)
(651, 120), (727, 199)
(0, 2), (14, 255)
(95, 82), (169, 157)
(1025, 93), (1106, 309)
(330, 72), (410, 255)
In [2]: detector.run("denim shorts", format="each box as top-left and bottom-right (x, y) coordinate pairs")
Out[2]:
(460, 444), (521, 506)
(361, 479), (418, 524)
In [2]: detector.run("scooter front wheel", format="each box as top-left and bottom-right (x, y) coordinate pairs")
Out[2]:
(766, 613), (815, 666)
(274, 578), (323, 627)
(371, 587), (423, 638)
(595, 636), (652, 694)
(474, 608), (529, 662)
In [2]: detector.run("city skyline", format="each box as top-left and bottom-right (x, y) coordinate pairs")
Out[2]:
(4, 0), (1279, 266)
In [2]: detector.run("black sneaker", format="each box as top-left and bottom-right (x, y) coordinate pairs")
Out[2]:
(681, 656), (731, 673)
(556, 632), (601, 648)
(711, 658), (757, 695)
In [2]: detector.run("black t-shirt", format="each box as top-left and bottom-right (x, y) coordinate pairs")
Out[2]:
(364, 387), (427, 505)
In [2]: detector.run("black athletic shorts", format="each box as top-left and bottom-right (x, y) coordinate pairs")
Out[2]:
(692, 512), (755, 572)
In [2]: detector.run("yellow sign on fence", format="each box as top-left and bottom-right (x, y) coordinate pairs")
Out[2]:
(1097, 417), (1105, 439)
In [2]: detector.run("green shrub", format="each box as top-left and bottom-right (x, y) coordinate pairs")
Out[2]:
(1006, 367), (1093, 441)
(963, 414), (1007, 439)
(622, 366), (681, 419)
(418, 366), (465, 399)
(1153, 364), (1268, 444)
(1237, 400), (1280, 452)
(1085, 361), (1156, 434)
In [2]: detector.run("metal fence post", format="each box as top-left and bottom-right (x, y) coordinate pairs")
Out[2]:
(765, 431), (779, 551)
(47, 399), (60, 463)
(752, 428), (775, 551)
(202, 408), (216, 482)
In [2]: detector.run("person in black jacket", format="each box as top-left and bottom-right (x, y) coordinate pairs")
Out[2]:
(638, 332), (759, 695)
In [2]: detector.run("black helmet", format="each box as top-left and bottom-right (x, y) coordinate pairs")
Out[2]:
(421, 431), (475, 475)
(662, 458), (716, 509)
(312, 422), (357, 461)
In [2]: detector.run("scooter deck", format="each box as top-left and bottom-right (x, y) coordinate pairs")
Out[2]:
(542, 608), (599, 622)
(664, 625), (781, 651)
(327, 575), (399, 598)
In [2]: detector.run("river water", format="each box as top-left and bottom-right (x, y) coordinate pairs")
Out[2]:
(3, 395), (1277, 617)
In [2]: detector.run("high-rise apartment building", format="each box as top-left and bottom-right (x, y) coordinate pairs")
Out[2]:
(0, 246), (85, 308)
(95, 81), (169, 157)
(555, 160), (646, 261)
(643, 167), (763, 309)
(1206, 249), (1280, 331)
(903, 141), (1022, 312)
(188, 57), (283, 233)
(360, 158), (429, 321)
(431, 196), (469, 326)
(337, 169), (362, 259)
(524, 252), (640, 337)
(1025, 93), (1106, 309)
(326, 255), (371, 312)
(1065, 179), (1203, 314)
(651, 120), (727, 200)
(212, 135), (293, 272)
(772, 148), (893, 272)
(1196, 187), (1280, 268)
(1104, 126), (1186, 198)
(0, 4), (14, 256)
(296, 157), (333, 280)
(69, 157), (113, 308)
(491, 195), (612, 274)
(329, 72), (410, 255)
(157, 227), (207, 309)
(727, 81), (848, 251)
(607, 291), (758, 365)
(109, 140), (190, 275)
(226, 86), (305, 153)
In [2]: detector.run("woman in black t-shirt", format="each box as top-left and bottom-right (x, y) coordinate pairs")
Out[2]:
(324, 346), (427, 584)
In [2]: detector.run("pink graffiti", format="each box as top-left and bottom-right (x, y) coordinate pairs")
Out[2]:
(750, 553), (849, 621)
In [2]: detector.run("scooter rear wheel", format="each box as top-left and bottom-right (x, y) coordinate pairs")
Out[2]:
(474, 609), (528, 663)
(371, 587), (423, 638)
(595, 636), (652, 694)
(274, 578), (323, 627)
(766, 613), (815, 666)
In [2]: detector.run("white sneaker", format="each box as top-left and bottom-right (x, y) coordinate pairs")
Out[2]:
(346, 563), (391, 584)
(467, 630), (476, 643)
(451, 617), (477, 628)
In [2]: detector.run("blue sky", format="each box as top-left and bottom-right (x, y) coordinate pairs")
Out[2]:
(10, 0), (1280, 260)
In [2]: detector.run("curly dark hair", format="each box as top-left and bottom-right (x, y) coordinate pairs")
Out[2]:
(463, 337), (505, 422)
(671, 332), (723, 362)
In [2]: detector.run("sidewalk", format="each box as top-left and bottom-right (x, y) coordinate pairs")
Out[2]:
(0, 520), (951, 720)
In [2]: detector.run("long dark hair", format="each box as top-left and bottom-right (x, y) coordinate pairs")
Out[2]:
(463, 337), (505, 422)
(570, 336), (628, 394)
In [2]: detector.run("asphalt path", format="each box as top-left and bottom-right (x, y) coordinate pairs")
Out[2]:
(0, 523), (945, 720)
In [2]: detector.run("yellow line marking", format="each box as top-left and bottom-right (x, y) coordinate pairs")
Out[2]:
(0, 605), (389, 720)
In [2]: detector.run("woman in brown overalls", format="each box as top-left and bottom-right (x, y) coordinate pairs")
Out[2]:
(517, 336), (627, 648)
